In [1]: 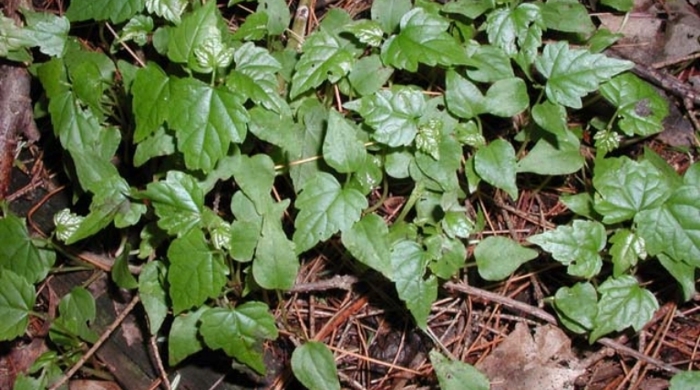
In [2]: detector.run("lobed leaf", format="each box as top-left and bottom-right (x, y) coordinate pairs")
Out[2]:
(600, 73), (669, 136)
(590, 276), (658, 342)
(290, 30), (355, 99)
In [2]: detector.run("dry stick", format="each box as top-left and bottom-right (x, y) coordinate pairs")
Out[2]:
(48, 295), (141, 390)
(442, 281), (682, 374)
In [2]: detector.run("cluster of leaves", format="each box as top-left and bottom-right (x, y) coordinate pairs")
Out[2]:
(1, 0), (699, 388)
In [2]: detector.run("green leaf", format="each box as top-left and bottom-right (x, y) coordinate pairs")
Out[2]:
(593, 157), (671, 224)
(117, 15), (154, 46)
(609, 229), (646, 277)
(381, 8), (469, 72)
(141, 171), (204, 236)
(445, 70), (483, 120)
(344, 20), (385, 47)
(531, 100), (568, 138)
(291, 342), (341, 390)
(132, 63), (172, 142)
(390, 240), (437, 329)
(430, 350), (490, 390)
(474, 139), (518, 199)
(289, 99), (327, 191)
(669, 370), (700, 390)
(230, 154), (276, 215)
(426, 234), (467, 279)
(139, 261), (168, 335)
(486, 4), (543, 57)
(323, 110), (367, 173)
(590, 276), (659, 342)
(194, 35), (235, 73)
(253, 219), (299, 290)
(168, 307), (206, 366)
(528, 220), (606, 278)
(534, 42), (633, 108)
(258, 0), (291, 36)
(133, 127), (176, 166)
(344, 87), (425, 147)
(588, 28), (624, 53)
(553, 282), (597, 334)
(167, 1), (226, 72)
(227, 42), (288, 114)
(601, 0), (633, 11)
(441, 211), (474, 239)
(20, 10), (70, 57)
(0, 270), (35, 341)
(657, 253), (696, 302)
(416, 119), (442, 160)
(293, 173), (368, 253)
(169, 77), (249, 172)
(371, 0), (412, 34)
(0, 215), (55, 284)
(348, 154), (383, 195)
(66, 0), (144, 23)
(465, 45), (514, 83)
(167, 229), (228, 314)
(560, 193), (598, 219)
(290, 30), (354, 99)
(232, 11), (269, 41)
(600, 73), (669, 136)
(482, 77), (529, 117)
(146, 0), (188, 24)
(199, 302), (278, 374)
(347, 55), (394, 96)
(51, 287), (97, 344)
(342, 214), (393, 278)
(112, 250), (138, 290)
(517, 130), (584, 175)
(635, 185), (700, 267)
(442, 0), (495, 19)
(412, 135), (462, 192)
(230, 220), (262, 262)
(540, 0), (595, 35)
(247, 106), (301, 152)
(475, 237), (538, 281)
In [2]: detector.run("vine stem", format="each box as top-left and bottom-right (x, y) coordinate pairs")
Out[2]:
(48, 295), (141, 390)
(395, 182), (424, 224)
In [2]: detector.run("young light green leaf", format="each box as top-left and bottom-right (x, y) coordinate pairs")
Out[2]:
(347, 55), (394, 96)
(534, 42), (633, 108)
(528, 220), (606, 278)
(669, 370), (700, 390)
(139, 261), (168, 335)
(390, 240), (437, 329)
(600, 73), (669, 136)
(553, 282), (597, 334)
(258, 0), (291, 36)
(132, 63), (172, 142)
(657, 253), (695, 302)
(169, 77), (249, 172)
(19, 10), (70, 57)
(593, 157), (671, 224)
(194, 36), (234, 73)
(590, 276), (659, 342)
(381, 8), (469, 72)
(474, 236), (538, 281)
(0, 270), (35, 341)
(344, 20), (385, 47)
(117, 15), (153, 47)
(253, 219), (299, 290)
(323, 110), (367, 173)
(635, 185), (700, 267)
(168, 307), (206, 366)
(146, 0), (188, 24)
(342, 214), (393, 278)
(141, 171), (204, 236)
(344, 87), (425, 147)
(474, 139), (518, 199)
(416, 118), (442, 160)
(517, 130), (584, 175)
(609, 229), (646, 277)
(290, 30), (354, 99)
(66, 0), (144, 23)
(167, 229), (228, 314)
(430, 350), (490, 390)
(291, 342), (341, 390)
(540, 0), (595, 35)
(486, 4), (543, 56)
(371, 0), (412, 33)
(0, 214), (55, 284)
(293, 173), (368, 253)
(227, 42), (288, 114)
(199, 302), (278, 374)
(54, 209), (83, 242)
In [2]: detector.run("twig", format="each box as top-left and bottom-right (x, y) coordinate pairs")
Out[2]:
(48, 295), (141, 390)
(443, 281), (682, 374)
(150, 335), (170, 390)
(287, 274), (358, 293)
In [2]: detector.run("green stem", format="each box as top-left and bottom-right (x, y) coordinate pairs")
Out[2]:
(287, 0), (310, 51)
(396, 182), (424, 224)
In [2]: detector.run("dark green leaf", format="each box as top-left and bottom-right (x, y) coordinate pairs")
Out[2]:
(0, 270), (35, 341)
(553, 282), (597, 334)
(540, 0), (595, 35)
(141, 171), (204, 236)
(475, 237), (538, 281)
(430, 350), (490, 390)
(517, 130), (584, 175)
(168, 307), (206, 366)
(348, 55), (393, 96)
(323, 110), (367, 173)
(253, 219), (299, 290)
(390, 240), (437, 329)
(66, 0), (144, 23)
(291, 342), (341, 390)
(0, 215), (55, 284)
(112, 250), (138, 290)
(167, 1), (226, 72)
(132, 63), (172, 142)
(657, 254), (695, 302)
(168, 229), (228, 314)
(609, 229), (646, 277)
(371, 0), (412, 33)
(486, 4), (543, 57)
(146, 0), (188, 24)
(342, 214), (393, 278)
(227, 42), (288, 115)
(590, 276), (658, 342)
(139, 261), (168, 335)
(199, 302), (278, 374)
(474, 139), (518, 199)
(290, 30), (354, 99)
(258, 0), (291, 36)
(51, 287), (97, 344)
(600, 73), (669, 136)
